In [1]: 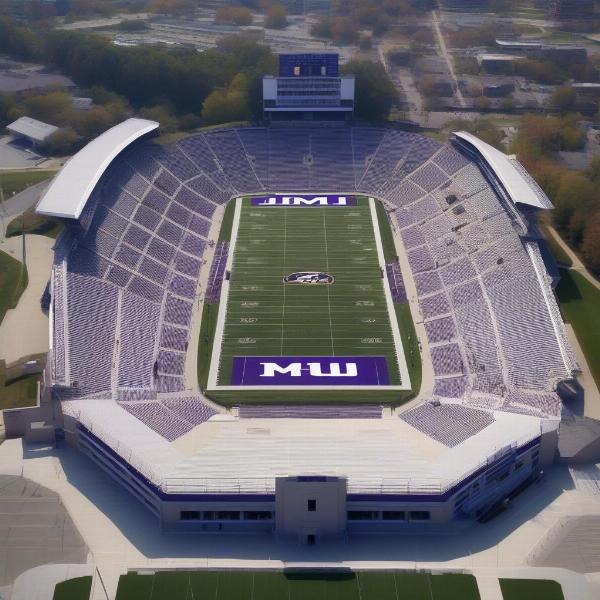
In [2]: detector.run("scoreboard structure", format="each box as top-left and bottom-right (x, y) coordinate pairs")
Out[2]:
(263, 53), (355, 120)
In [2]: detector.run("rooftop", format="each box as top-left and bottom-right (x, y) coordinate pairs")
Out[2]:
(36, 118), (159, 220)
(67, 399), (543, 496)
(453, 131), (554, 210)
(7, 116), (58, 143)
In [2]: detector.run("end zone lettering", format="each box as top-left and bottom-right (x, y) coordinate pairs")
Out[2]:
(251, 195), (357, 207)
(231, 356), (389, 385)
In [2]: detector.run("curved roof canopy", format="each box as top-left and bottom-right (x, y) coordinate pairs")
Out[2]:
(453, 130), (553, 210)
(36, 118), (159, 219)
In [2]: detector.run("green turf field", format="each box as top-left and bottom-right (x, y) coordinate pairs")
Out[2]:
(556, 268), (600, 389)
(211, 197), (405, 387)
(52, 576), (92, 600)
(115, 571), (481, 600)
(199, 198), (421, 406)
(499, 578), (564, 600)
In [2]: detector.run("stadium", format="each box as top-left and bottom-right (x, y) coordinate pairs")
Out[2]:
(25, 54), (578, 543)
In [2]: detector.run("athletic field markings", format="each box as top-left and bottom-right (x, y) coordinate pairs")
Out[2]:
(322, 208), (335, 355)
(280, 207), (287, 356)
(206, 196), (411, 391)
(207, 196), (242, 389)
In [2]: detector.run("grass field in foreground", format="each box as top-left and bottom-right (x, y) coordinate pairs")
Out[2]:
(115, 571), (481, 600)
(0, 248), (28, 326)
(0, 169), (55, 199)
(499, 578), (564, 600)
(555, 268), (600, 389)
(216, 197), (401, 384)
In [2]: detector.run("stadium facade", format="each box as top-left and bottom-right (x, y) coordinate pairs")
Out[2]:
(29, 56), (579, 542)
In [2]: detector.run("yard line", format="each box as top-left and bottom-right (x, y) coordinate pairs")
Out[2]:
(280, 207), (287, 356)
(322, 209), (335, 355)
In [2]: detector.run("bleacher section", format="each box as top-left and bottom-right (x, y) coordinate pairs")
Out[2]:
(49, 125), (575, 444)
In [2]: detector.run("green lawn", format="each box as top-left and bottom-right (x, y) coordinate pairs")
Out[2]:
(0, 169), (55, 200)
(499, 578), (564, 600)
(6, 204), (63, 239)
(52, 576), (92, 600)
(201, 197), (420, 406)
(540, 225), (572, 267)
(0, 372), (40, 410)
(116, 571), (480, 600)
(0, 248), (28, 326)
(556, 268), (600, 389)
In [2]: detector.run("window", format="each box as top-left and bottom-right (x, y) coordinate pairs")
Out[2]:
(382, 511), (405, 521)
(347, 511), (377, 520)
(216, 511), (240, 520)
(180, 510), (200, 520)
(409, 511), (430, 521)
(243, 511), (273, 521)
(294, 66), (301, 76)
(308, 499), (316, 512)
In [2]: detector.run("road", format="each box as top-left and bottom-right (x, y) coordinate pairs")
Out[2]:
(377, 43), (424, 124)
(431, 9), (466, 109)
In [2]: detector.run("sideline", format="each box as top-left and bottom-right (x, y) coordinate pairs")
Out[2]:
(206, 197), (242, 389)
(369, 197), (411, 390)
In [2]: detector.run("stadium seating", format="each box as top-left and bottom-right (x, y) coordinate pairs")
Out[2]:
(50, 125), (576, 441)
(238, 405), (383, 419)
(400, 402), (494, 447)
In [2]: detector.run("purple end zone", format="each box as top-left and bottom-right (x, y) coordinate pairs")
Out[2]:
(231, 356), (390, 386)
(251, 195), (358, 207)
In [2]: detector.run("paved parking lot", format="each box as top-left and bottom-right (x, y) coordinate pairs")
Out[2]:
(0, 137), (42, 169)
(0, 474), (88, 587)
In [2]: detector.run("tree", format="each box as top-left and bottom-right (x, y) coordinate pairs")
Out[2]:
(201, 73), (252, 125)
(22, 90), (72, 125)
(149, 0), (196, 16)
(586, 155), (600, 183)
(550, 86), (577, 114)
(341, 59), (398, 121)
(553, 171), (596, 234)
(580, 211), (600, 275)
(265, 4), (288, 29)
(43, 127), (80, 155)
(448, 117), (504, 149)
(215, 5), (253, 26)
(140, 105), (178, 132)
(513, 115), (585, 160)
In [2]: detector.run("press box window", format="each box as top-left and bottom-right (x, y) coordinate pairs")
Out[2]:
(382, 511), (405, 521)
(409, 511), (430, 521)
(308, 499), (316, 512)
(180, 511), (201, 520)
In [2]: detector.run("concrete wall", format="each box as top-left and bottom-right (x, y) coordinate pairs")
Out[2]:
(275, 477), (347, 542)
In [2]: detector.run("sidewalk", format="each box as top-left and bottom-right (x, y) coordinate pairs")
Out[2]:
(0, 234), (53, 363)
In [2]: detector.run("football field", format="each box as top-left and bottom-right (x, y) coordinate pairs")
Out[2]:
(207, 196), (410, 391)
(115, 570), (485, 600)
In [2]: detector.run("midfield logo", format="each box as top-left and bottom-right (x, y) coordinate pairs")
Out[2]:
(251, 195), (357, 207)
(231, 356), (390, 385)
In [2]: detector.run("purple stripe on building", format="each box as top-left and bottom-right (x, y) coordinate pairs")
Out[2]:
(251, 195), (358, 207)
(231, 356), (389, 386)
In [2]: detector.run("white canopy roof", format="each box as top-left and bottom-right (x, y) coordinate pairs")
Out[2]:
(36, 118), (159, 219)
(453, 130), (553, 210)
